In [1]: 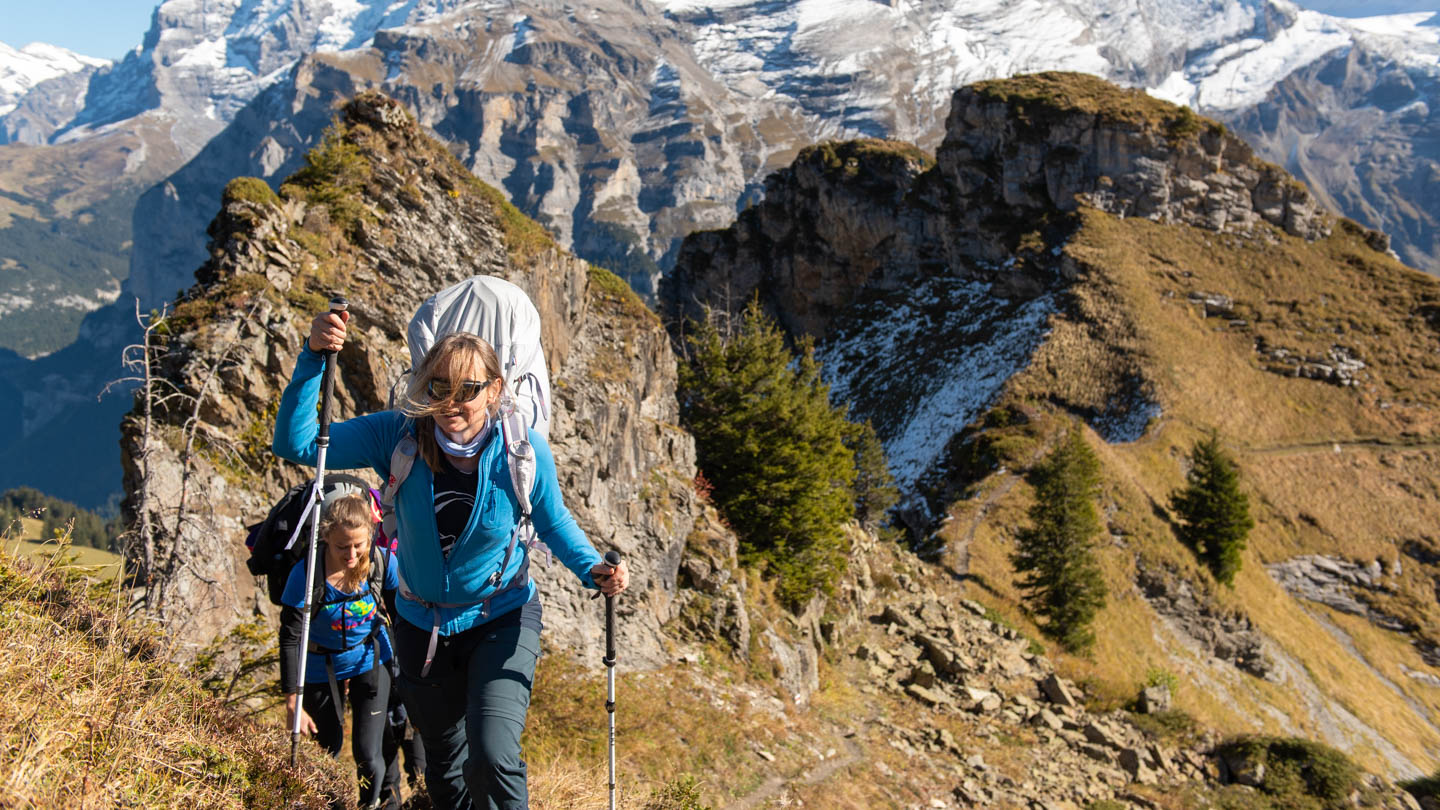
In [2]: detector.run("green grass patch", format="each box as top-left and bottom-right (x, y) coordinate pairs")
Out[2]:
(1216, 735), (1361, 809)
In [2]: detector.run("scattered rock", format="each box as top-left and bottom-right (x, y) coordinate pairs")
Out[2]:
(1138, 684), (1172, 714)
(1040, 674), (1078, 708)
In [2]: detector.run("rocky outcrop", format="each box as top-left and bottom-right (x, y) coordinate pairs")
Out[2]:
(856, 588), (1214, 807)
(664, 139), (934, 340)
(665, 73), (1333, 344)
(940, 73), (1330, 267)
(119, 93), (699, 664)
(1137, 566), (1276, 681)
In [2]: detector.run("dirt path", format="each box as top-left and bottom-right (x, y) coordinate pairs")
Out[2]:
(722, 734), (864, 810)
(1242, 437), (1440, 457)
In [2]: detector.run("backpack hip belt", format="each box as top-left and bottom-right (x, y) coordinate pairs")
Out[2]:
(306, 619), (386, 726)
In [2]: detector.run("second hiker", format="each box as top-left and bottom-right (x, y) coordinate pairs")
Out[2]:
(280, 491), (398, 809)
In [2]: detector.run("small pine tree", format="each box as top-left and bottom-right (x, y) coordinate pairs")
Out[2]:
(845, 418), (898, 532)
(1011, 427), (1108, 652)
(677, 299), (858, 607)
(1171, 432), (1254, 586)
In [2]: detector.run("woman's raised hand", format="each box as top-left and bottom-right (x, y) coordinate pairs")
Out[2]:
(308, 309), (349, 353)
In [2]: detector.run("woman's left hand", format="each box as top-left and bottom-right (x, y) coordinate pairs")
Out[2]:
(590, 559), (629, 596)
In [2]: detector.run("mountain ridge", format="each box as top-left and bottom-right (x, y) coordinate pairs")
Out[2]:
(662, 71), (1440, 780)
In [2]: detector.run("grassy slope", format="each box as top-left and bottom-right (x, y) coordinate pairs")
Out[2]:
(954, 208), (1440, 777)
(0, 528), (349, 809)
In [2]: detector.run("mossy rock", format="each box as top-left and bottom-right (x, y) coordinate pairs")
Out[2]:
(973, 71), (1226, 141)
(222, 177), (280, 209)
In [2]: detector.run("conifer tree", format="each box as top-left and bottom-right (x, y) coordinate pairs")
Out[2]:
(846, 419), (898, 532)
(1011, 427), (1107, 652)
(678, 300), (859, 607)
(1171, 432), (1253, 586)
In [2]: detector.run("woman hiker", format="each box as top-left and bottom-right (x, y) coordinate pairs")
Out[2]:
(280, 491), (398, 810)
(274, 309), (629, 810)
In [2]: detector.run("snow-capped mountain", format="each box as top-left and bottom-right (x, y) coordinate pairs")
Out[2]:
(48, 0), (440, 151)
(3, 0), (1440, 508)
(0, 42), (108, 117)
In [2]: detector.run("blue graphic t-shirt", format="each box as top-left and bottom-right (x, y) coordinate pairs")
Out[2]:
(282, 551), (398, 684)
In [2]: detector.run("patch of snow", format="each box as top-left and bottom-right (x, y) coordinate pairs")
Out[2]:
(511, 16), (535, 55)
(817, 277), (1055, 492)
(0, 40), (109, 111)
(0, 294), (35, 316)
(1089, 387), (1162, 443)
(1148, 71), (1198, 107)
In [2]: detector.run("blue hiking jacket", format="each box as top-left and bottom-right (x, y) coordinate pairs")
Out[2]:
(273, 345), (603, 636)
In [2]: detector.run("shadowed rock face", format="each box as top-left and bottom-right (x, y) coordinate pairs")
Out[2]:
(1227, 44), (1440, 274)
(120, 94), (698, 665)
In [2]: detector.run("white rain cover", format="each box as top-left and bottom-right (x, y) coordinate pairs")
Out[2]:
(407, 275), (551, 438)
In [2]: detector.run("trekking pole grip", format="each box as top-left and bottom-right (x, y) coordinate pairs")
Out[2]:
(603, 550), (620, 664)
(317, 296), (348, 444)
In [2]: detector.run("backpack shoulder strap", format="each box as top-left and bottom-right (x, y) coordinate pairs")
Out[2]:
(499, 397), (552, 564)
(368, 545), (388, 600)
(381, 430), (419, 541)
(498, 400), (535, 516)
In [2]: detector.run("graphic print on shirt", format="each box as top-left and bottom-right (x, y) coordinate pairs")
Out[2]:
(433, 471), (476, 557)
(331, 592), (377, 633)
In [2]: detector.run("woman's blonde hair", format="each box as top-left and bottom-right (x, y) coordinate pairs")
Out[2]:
(320, 492), (375, 593)
(399, 332), (506, 471)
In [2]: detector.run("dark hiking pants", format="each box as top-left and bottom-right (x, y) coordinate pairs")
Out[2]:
(394, 615), (540, 810)
(381, 682), (427, 810)
(304, 662), (390, 809)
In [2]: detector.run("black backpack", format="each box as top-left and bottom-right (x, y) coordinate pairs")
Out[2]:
(245, 473), (378, 606)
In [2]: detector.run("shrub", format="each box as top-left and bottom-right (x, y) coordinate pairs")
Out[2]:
(1401, 768), (1440, 801)
(677, 300), (862, 608)
(1218, 736), (1360, 809)
(221, 177), (279, 208)
(1171, 431), (1254, 586)
(1011, 426), (1107, 652)
(283, 123), (374, 235)
(846, 418), (898, 531)
(644, 774), (712, 810)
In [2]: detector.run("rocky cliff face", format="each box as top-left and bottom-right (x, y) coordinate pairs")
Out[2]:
(666, 73), (1332, 344)
(120, 93), (698, 665)
(663, 74), (1342, 498)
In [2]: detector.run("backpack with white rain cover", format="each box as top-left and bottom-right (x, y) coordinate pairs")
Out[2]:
(380, 276), (553, 631)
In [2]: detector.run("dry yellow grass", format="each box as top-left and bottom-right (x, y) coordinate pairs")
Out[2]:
(952, 207), (1440, 777)
(0, 524), (348, 809)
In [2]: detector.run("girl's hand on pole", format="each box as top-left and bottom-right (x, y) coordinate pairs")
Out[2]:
(286, 693), (318, 736)
(591, 559), (629, 596)
(309, 310), (349, 353)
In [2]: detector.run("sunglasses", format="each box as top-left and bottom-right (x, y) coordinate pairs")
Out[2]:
(426, 377), (494, 402)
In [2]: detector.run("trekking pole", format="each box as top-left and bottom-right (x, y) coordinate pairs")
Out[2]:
(602, 549), (621, 810)
(291, 296), (348, 767)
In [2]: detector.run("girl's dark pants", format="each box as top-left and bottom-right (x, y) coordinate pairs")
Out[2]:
(303, 662), (391, 809)
(394, 613), (540, 810)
